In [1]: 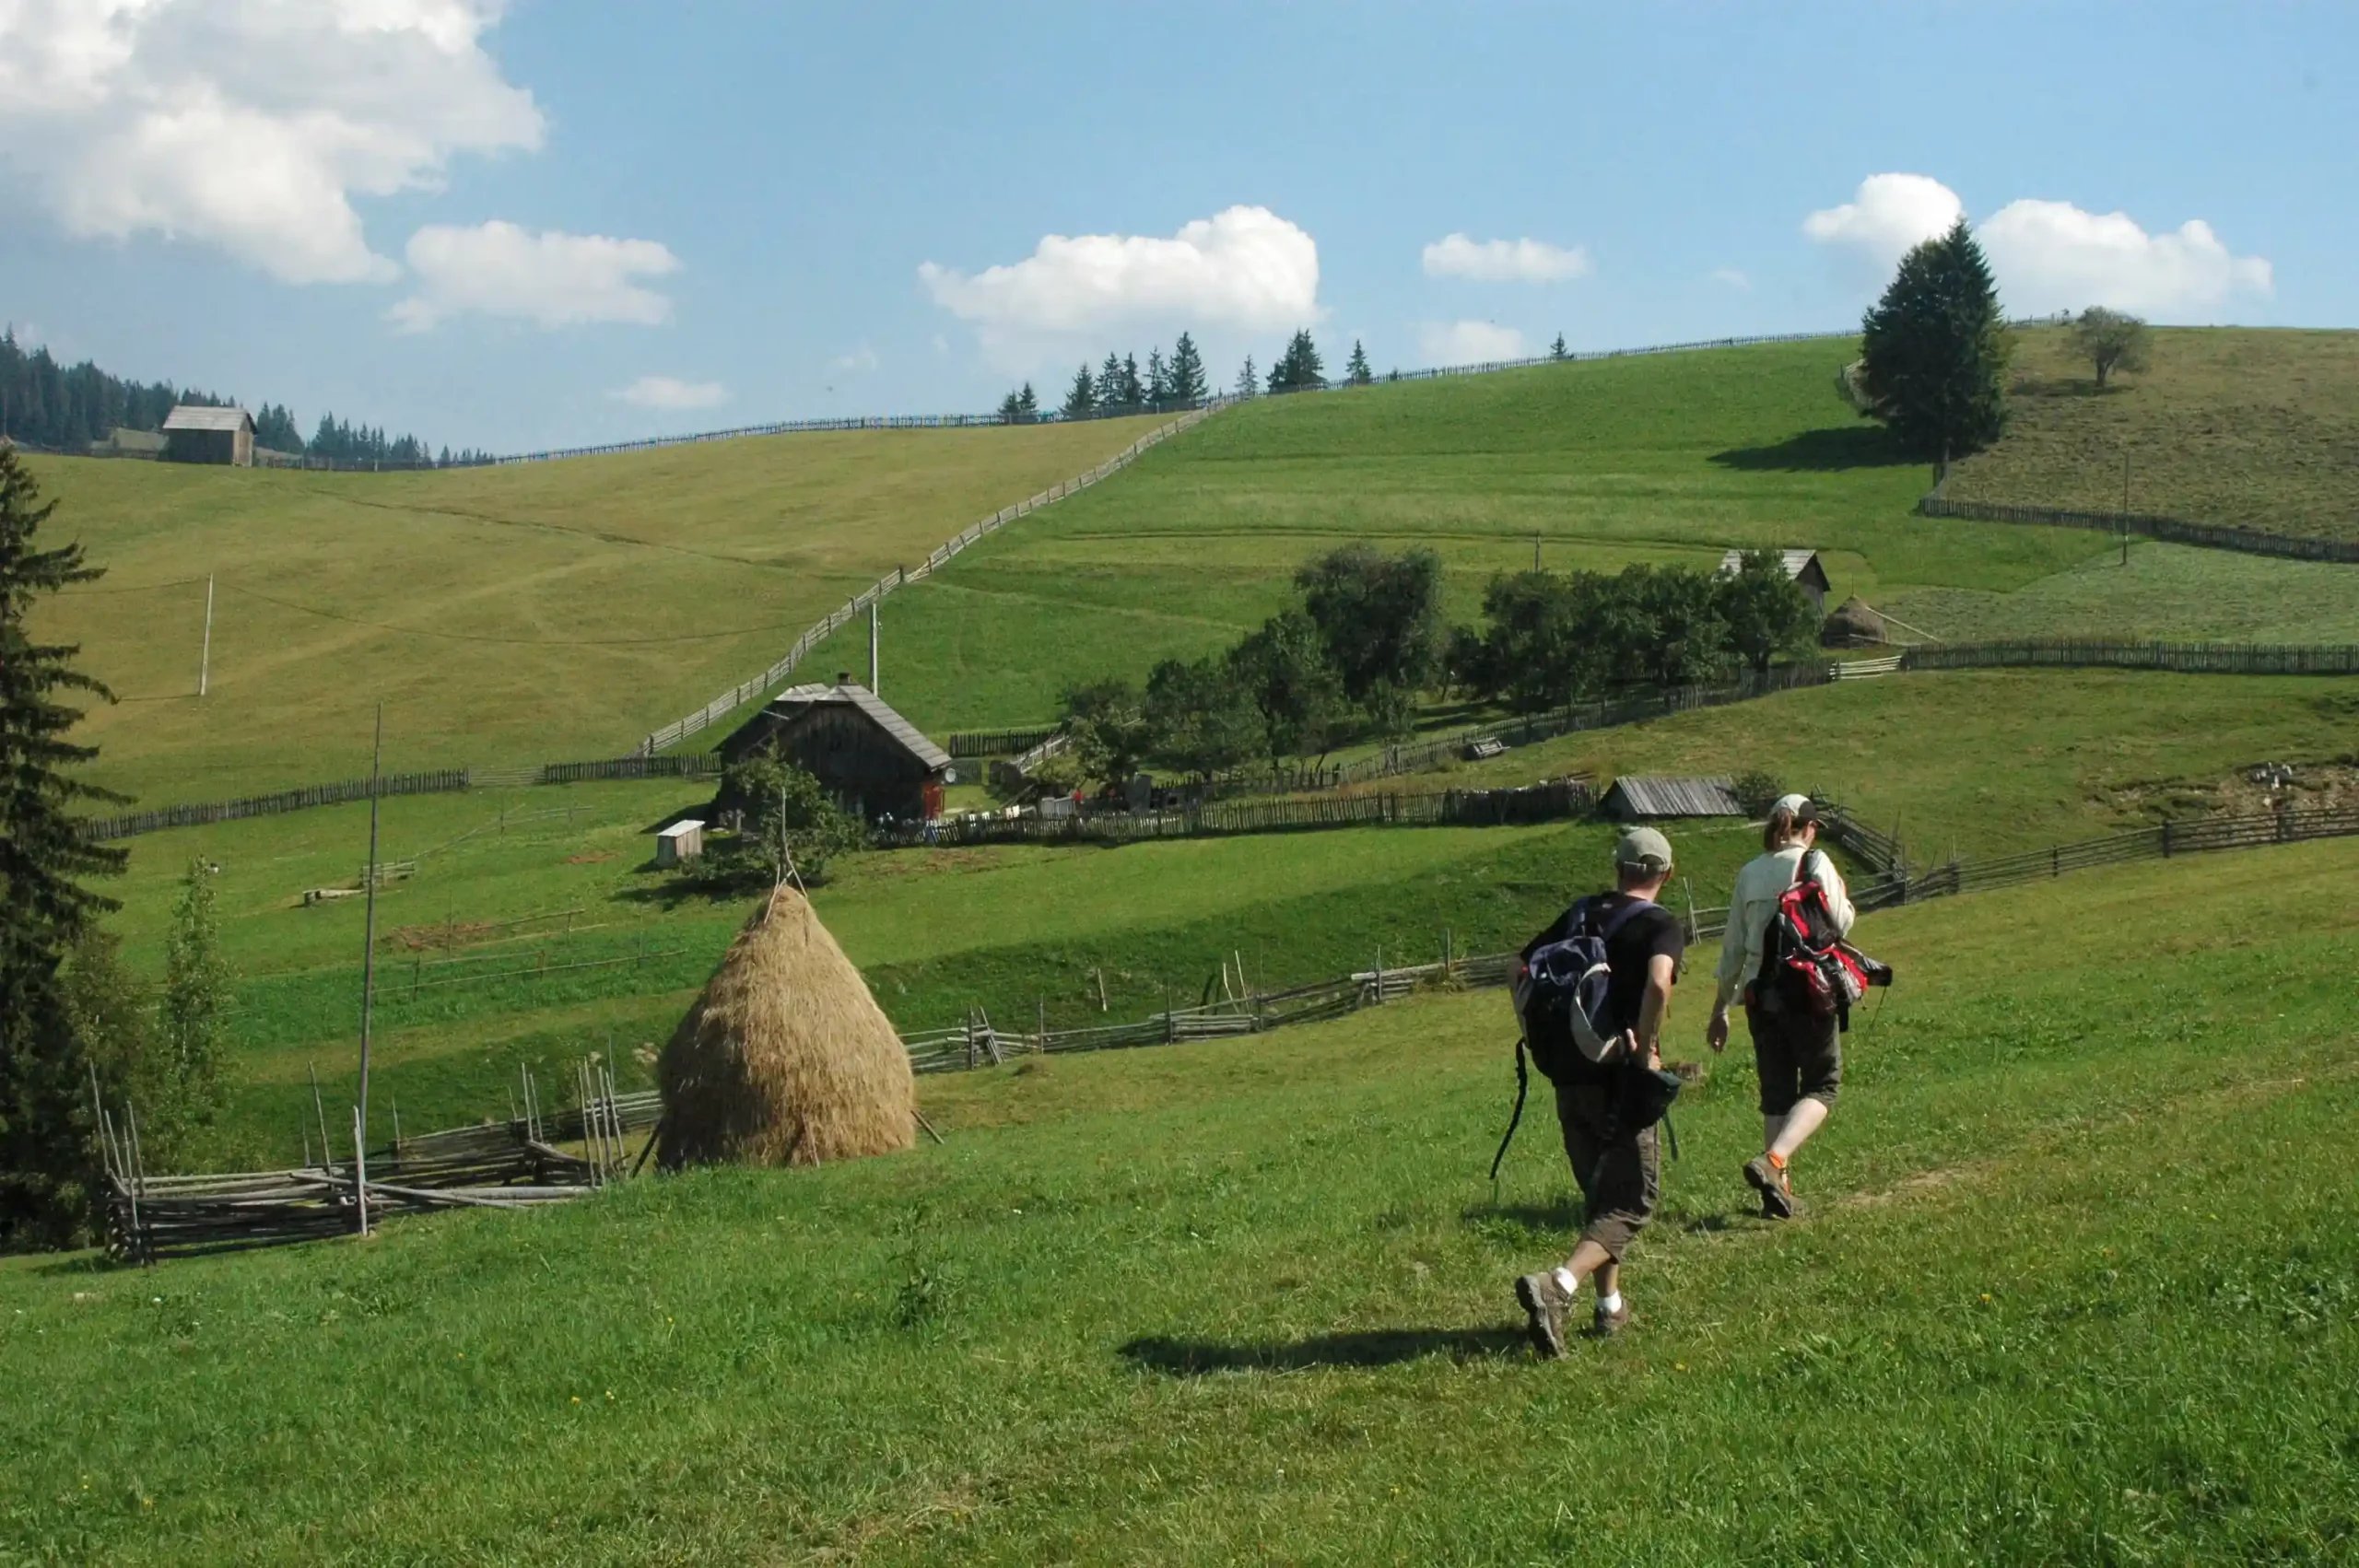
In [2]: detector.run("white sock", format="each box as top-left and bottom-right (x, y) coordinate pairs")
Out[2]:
(1552, 1267), (1579, 1297)
(1596, 1290), (1624, 1316)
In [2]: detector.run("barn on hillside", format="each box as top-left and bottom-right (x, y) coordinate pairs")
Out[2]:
(1600, 775), (1744, 821)
(1718, 548), (1830, 614)
(161, 405), (255, 466)
(720, 681), (954, 822)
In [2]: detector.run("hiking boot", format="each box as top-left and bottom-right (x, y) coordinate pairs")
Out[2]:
(1516, 1271), (1572, 1360)
(1590, 1298), (1631, 1339)
(1743, 1154), (1796, 1221)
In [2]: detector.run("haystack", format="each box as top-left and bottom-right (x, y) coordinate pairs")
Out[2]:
(657, 884), (914, 1168)
(1820, 595), (1889, 649)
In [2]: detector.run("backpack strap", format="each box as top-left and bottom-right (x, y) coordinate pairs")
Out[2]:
(1595, 895), (1656, 942)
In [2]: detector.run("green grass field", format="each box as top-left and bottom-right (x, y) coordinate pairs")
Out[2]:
(20, 415), (1160, 799)
(1948, 326), (2359, 539)
(86, 667), (2359, 1173)
(6, 840), (2353, 1563)
(798, 337), (2359, 735)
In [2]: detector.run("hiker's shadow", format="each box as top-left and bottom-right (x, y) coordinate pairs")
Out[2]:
(1121, 1327), (1526, 1375)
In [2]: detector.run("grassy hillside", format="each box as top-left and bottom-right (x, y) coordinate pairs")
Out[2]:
(6, 841), (2354, 1563)
(21, 415), (1160, 798)
(88, 667), (2359, 1169)
(801, 337), (2359, 734)
(1948, 325), (2359, 539)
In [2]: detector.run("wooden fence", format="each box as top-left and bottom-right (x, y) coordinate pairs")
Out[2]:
(901, 778), (1594, 848)
(1900, 640), (2359, 676)
(82, 770), (469, 841)
(84, 756), (722, 843)
(99, 1065), (658, 1263)
(946, 725), (1060, 758)
(892, 801), (2353, 1076)
(1918, 494), (2359, 565)
(638, 406), (1218, 755)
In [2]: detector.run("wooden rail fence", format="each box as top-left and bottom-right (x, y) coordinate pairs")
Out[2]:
(1919, 493), (2359, 565)
(1899, 640), (2359, 676)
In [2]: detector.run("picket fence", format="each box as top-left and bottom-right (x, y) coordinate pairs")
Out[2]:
(946, 726), (1060, 758)
(896, 778), (1594, 849)
(1919, 494), (2359, 565)
(1899, 640), (2359, 677)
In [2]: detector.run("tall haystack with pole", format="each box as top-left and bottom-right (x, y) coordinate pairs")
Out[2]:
(656, 884), (915, 1168)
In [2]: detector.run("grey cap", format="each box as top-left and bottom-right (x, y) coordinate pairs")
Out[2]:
(1772, 792), (1821, 824)
(1614, 825), (1673, 874)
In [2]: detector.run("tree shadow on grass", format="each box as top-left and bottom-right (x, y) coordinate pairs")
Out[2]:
(1121, 1327), (1528, 1375)
(1709, 426), (1919, 473)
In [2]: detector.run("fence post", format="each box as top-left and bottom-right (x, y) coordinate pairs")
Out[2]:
(2162, 820), (2174, 858)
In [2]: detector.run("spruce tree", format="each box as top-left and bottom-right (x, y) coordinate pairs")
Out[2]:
(1017, 381), (1039, 417)
(1267, 330), (1325, 392)
(1168, 333), (1208, 405)
(1858, 218), (2012, 468)
(1145, 348), (1169, 407)
(1118, 353), (1144, 408)
(0, 444), (127, 1248)
(1062, 364), (1097, 420)
(1550, 333), (1567, 360)
(1235, 357), (1257, 399)
(998, 390), (1024, 424)
(1344, 340), (1373, 386)
(1096, 352), (1124, 410)
(162, 857), (230, 1127)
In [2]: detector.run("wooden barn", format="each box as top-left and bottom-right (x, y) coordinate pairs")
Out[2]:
(1718, 547), (1830, 614)
(720, 682), (954, 823)
(161, 405), (255, 466)
(1600, 775), (1744, 820)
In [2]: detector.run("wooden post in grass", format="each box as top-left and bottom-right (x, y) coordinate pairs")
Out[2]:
(309, 1063), (332, 1174)
(197, 573), (215, 697)
(351, 1106), (370, 1237)
(358, 704), (384, 1155)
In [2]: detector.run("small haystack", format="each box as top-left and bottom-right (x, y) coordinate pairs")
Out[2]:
(1820, 595), (1889, 649)
(657, 884), (914, 1169)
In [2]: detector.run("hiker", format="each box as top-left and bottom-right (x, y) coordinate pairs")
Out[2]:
(1707, 794), (1855, 1219)
(1514, 826), (1686, 1353)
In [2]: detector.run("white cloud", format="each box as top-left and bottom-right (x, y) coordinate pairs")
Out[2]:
(1419, 320), (1527, 365)
(391, 221), (680, 330)
(1709, 267), (1752, 291)
(831, 344), (879, 373)
(612, 376), (726, 411)
(919, 205), (1320, 364)
(1802, 173), (1966, 273)
(1979, 201), (2271, 316)
(0, 0), (543, 285)
(1421, 234), (1591, 284)
(1804, 172), (2272, 317)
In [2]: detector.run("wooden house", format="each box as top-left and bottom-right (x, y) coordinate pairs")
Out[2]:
(720, 682), (954, 822)
(161, 405), (255, 466)
(1600, 775), (1744, 820)
(1717, 547), (1830, 614)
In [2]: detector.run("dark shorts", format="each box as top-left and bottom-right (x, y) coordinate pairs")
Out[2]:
(1747, 1000), (1841, 1117)
(1555, 1080), (1659, 1262)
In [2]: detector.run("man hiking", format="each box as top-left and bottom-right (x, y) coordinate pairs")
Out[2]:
(1515, 827), (1685, 1354)
(1707, 794), (1855, 1220)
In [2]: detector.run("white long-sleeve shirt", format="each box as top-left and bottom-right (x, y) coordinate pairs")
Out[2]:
(1715, 844), (1855, 1010)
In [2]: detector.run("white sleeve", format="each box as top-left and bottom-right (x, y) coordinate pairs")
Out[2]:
(1813, 851), (1855, 936)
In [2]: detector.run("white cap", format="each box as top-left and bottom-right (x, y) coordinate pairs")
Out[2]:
(1772, 792), (1810, 815)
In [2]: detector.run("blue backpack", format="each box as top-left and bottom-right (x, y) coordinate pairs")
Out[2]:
(1512, 896), (1653, 1082)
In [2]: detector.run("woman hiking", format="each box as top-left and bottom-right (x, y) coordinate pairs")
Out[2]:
(1706, 794), (1853, 1219)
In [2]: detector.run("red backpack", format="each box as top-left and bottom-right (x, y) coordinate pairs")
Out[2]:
(1757, 850), (1891, 1028)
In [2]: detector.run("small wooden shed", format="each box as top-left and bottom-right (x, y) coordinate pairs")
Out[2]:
(1718, 548), (1831, 614)
(161, 405), (255, 466)
(1600, 775), (1744, 820)
(654, 820), (705, 868)
(720, 682), (954, 823)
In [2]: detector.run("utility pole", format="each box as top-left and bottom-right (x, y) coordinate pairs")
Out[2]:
(356, 705), (383, 1153)
(868, 599), (879, 694)
(2121, 451), (2130, 567)
(197, 574), (215, 696)
(1533, 534), (1542, 571)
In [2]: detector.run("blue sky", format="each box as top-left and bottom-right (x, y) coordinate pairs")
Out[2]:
(1, 2), (2349, 452)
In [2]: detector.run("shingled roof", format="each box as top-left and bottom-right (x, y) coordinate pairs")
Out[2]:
(1600, 774), (1744, 819)
(1718, 547), (1824, 580)
(766, 685), (952, 772)
(160, 405), (253, 433)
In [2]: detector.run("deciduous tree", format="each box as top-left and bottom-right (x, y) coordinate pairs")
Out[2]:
(1716, 549), (1820, 674)
(1228, 611), (1347, 766)
(1294, 543), (1444, 736)
(1144, 658), (1258, 781)
(2072, 306), (2152, 389)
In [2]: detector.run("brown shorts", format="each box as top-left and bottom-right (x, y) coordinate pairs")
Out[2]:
(1555, 1080), (1659, 1262)
(1747, 1000), (1841, 1117)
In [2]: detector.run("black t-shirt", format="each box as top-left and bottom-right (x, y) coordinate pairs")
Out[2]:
(1524, 892), (1687, 1036)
